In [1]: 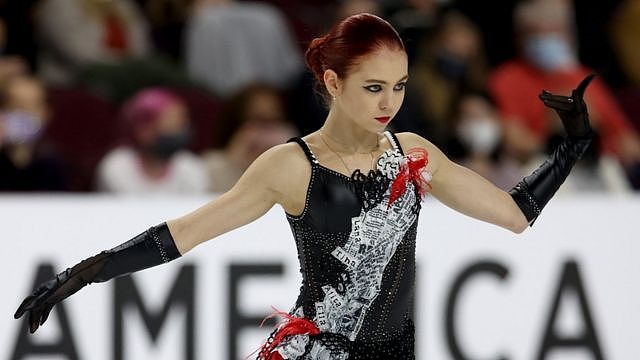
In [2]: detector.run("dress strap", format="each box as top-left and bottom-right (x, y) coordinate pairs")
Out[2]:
(287, 137), (319, 165)
(384, 130), (405, 155)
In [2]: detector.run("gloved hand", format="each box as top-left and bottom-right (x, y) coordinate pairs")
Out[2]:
(14, 223), (181, 333)
(509, 74), (596, 225)
(14, 252), (111, 333)
(539, 73), (596, 139)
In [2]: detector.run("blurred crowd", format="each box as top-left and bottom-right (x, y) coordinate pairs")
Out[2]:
(1, 0), (639, 194)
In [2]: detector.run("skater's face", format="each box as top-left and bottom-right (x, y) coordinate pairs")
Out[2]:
(325, 47), (408, 132)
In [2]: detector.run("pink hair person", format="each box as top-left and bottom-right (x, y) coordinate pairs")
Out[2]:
(122, 88), (182, 128)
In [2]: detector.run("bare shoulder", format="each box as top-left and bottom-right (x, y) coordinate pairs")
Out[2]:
(243, 141), (311, 188)
(253, 141), (308, 170)
(235, 141), (311, 212)
(394, 132), (447, 172)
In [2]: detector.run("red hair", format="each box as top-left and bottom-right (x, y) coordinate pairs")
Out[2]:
(304, 13), (405, 103)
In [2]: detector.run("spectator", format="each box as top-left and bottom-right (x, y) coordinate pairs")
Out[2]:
(34, 0), (151, 86)
(387, 0), (441, 64)
(395, 11), (487, 148)
(133, 0), (195, 61)
(449, 90), (522, 190)
(488, 0), (640, 172)
(97, 88), (207, 194)
(184, 0), (303, 98)
(203, 84), (297, 193)
(0, 74), (67, 191)
(450, 90), (631, 193)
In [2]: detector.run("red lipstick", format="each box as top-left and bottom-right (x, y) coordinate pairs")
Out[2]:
(375, 116), (390, 124)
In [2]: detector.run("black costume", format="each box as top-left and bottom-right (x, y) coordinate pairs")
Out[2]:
(257, 131), (427, 360)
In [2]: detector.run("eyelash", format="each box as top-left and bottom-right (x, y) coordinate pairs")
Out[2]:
(364, 83), (407, 93)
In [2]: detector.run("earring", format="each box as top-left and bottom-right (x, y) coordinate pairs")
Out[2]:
(332, 95), (336, 101)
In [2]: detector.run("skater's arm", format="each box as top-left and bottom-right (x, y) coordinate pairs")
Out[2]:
(14, 143), (296, 333)
(167, 144), (294, 254)
(397, 132), (529, 234)
(397, 74), (596, 233)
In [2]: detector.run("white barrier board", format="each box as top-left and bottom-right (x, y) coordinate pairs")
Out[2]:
(1, 195), (638, 360)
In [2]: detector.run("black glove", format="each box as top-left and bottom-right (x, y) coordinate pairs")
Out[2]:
(509, 74), (596, 225)
(539, 73), (595, 139)
(14, 222), (181, 333)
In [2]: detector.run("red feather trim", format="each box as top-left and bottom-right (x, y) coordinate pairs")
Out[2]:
(387, 147), (431, 209)
(253, 306), (320, 360)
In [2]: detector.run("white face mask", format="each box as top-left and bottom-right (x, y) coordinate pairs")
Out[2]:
(456, 117), (501, 155)
(524, 34), (576, 72)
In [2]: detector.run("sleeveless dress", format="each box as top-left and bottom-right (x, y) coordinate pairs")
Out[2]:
(256, 131), (431, 360)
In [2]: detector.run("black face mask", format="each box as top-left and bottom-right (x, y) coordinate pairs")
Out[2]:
(147, 130), (191, 160)
(435, 51), (468, 81)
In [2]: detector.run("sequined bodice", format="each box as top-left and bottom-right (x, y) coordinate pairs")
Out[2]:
(259, 131), (426, 360)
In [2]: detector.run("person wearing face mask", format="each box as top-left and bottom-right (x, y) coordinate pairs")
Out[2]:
(523, 32), (577, 73)
(488, 0), (640, 187)
(0, 74), (67, 191)
(394, 10), (488, 148)
(96, 88), (207, 194)
(450, 91), (522, 190)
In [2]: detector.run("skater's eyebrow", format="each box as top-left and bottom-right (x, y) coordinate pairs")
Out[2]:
(364, 75), (409, 84)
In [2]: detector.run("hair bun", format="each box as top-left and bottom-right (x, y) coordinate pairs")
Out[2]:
(304, 36), (328, 83)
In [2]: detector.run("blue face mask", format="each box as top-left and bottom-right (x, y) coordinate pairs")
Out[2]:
(1, 111), (44, 144)
(524, 34), (576, 71)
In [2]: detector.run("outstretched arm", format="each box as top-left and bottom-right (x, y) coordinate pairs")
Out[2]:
(168, 145), (289, 254)
(14, 143), (295, 333)
(397, 74), (596, 233)
(398, 132), (529, 233)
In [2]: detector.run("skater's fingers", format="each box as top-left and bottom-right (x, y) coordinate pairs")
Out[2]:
(542, 99), (574, 112)
(40, 304), (54, 326)
(14, 295), (37, 319)
(539, 92), (573, 103)
(28, 308), (41, 333)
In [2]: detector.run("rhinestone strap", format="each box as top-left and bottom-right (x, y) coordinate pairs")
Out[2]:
(518, 182), (541, 219)
(148, 226), (170, 263)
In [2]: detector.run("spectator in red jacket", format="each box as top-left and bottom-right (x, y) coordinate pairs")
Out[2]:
(488, 0), (640, 169)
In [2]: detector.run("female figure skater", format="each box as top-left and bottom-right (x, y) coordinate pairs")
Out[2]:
(14, 13), (595, 360)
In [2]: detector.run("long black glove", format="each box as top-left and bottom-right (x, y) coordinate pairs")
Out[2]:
(509, 74), (596, 225)
(14, 222), (181, 333)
